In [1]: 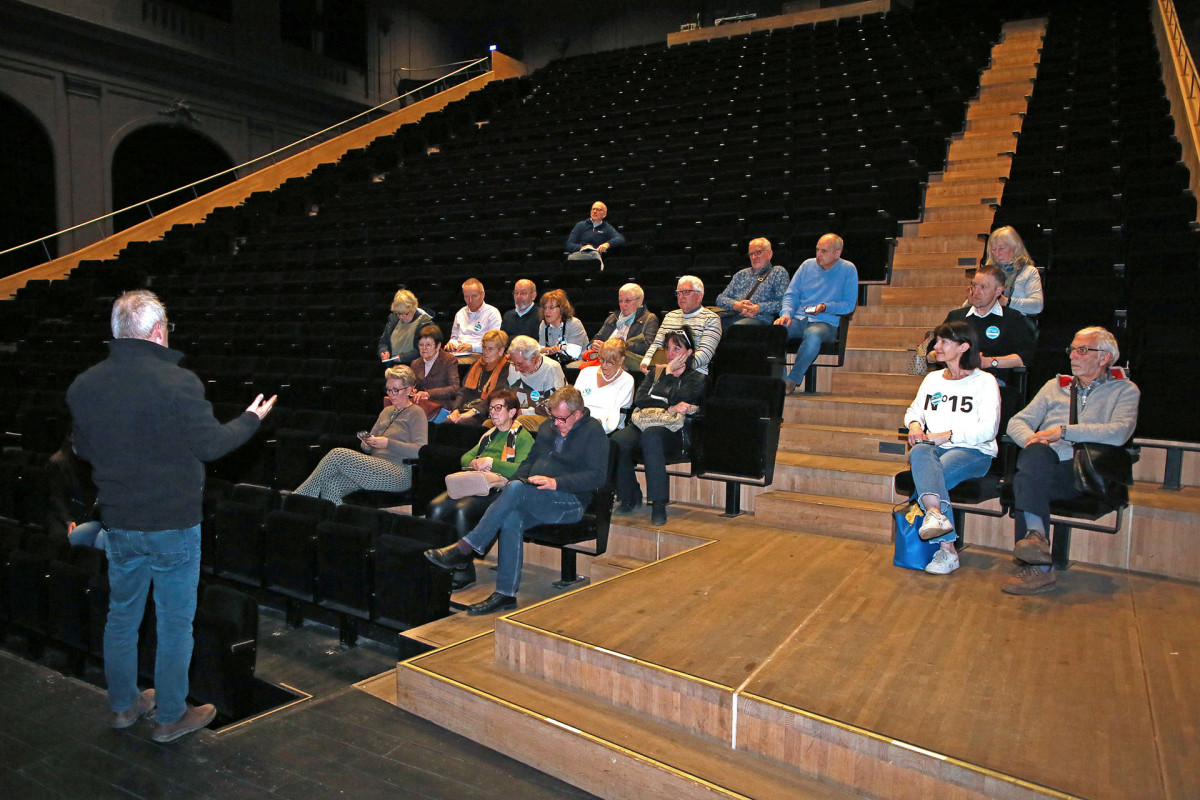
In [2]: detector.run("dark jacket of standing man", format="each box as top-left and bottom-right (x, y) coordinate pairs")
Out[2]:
(67, 290), (276, 743)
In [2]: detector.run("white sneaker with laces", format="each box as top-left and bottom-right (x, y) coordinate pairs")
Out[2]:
(925, 548), (960, 575)
(918, 508), (954, 540)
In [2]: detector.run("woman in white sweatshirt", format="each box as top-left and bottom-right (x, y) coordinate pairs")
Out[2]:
(903, 321), (1001, 575)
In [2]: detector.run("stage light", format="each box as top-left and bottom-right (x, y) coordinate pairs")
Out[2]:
(488, 45), (497, 51)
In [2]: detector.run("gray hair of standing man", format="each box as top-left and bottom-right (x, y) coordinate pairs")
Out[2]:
(111, 290), (167, 340)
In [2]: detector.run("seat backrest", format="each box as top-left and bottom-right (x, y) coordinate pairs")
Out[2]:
(714, 374), (785, 418)
(280, 493), (335, 521)
(330, 503), (394, 536)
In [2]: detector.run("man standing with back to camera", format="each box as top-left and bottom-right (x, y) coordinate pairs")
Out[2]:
(67, 290), (276, 742)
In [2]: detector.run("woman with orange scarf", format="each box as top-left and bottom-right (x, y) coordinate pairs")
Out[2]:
(447, 329), (510, 425)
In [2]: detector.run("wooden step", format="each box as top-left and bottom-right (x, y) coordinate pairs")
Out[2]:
(778, 421), (907, 461)
(962, 115), (1022, 134)
(924, 191), (999, 209)
(847, 324), (931, 348)
(965, 98), (1028, 117)
(830, 370), (923, 400)
(852, 304), (948, 328)
(589, 553), (655, 582)
(784, 393), (910, 430)
(397, 634), (865, 800)
(895, 233), (987, 254)
(899, 219), (990, 239)
(980, 66), (1041, 85)
(872, 284), (965, 306)
(923, 180), (1003, 201)
(921, 205), (997, 223)
(892, 250), (982, 269)
(841, 346), (924, 375)
(771, 452), (902, 503)
(947, 139), (1016, 160)
(889, 266), (973, 287)
(752, 490), (895, 542)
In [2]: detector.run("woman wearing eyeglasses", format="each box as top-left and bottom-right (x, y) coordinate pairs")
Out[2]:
(426, 388), (534, 589)
(294, 365), (427, 504)
(903, 321), (1000, 575)
(538, 289), (589, 366)
(573, 338), (635, 434)
(612, 327), (706, 526)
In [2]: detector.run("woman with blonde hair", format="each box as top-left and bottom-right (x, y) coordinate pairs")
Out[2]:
(377, 288), (433, 363)
(982, 226), (1043, 316)
(295, 365), (427, 504)
(573, 338), (635, 434)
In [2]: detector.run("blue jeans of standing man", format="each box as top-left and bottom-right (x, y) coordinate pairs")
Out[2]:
(907, 444), (993, 543)
(783, 318), (837, 385)
(462, 481), (584, 597)
(103, 525), (201, 725)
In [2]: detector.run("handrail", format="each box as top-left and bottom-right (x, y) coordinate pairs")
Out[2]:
(1161, 0), (1200, 123)
(0, 55), (492, 265)
(1154, 0), (1200, 222)
(1133, 437), (1200, 491)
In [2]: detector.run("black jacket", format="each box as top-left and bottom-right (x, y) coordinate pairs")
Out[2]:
(67, 338), (261, 531)
(514, 408), (609, 507)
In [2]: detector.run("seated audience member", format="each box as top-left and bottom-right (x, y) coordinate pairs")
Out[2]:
(574, 339), (636, 434)
(942, 264), (1036, 390)
(641, 275), (723, 375)
(902, 321), (1000, 576)
(1003, 327), (1139, 595)
(377, 289), (433, 363)
(46, 434), (104, 549)
(295, 365), (427, 504)
(614, 328), (706, 526)
(506, 335), (566, 431)
(979, 226), (1043, 317)
(566, 200), (625, 260)
(591, 283), (659, 372)
(774, 233), (858, 393)
(426, 389), (535, 590)
(538, 289), (589, 365)
(714, 237), (790, 331)
(448, 329), (510, 425)
(445, 278), (501, 363)
(424, 386), (608, 615)
(410, 324), (461, 423)
(502, 279), (540, 341)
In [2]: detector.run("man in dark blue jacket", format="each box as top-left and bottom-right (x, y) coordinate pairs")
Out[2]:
(67, 290), (275, 742)
(425, 385), (608, 615)
(566, 201), (625, 258)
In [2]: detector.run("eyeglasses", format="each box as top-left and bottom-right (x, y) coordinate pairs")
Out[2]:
(675, 289), (699, 295)
(385, 387), (408, 395)
(551, 411), (577, 423)
(543, 305), (559, 311)
(160, 321), (176, 333)
(1066, 346), (1104, 356)
(748, 249), (767, 257)
(488, 403), (507, 412)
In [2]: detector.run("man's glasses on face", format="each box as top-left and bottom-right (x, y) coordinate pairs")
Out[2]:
(551, 411), (577, 423)
(748, 249), (766, 257)
(488, 404), (507, 412)
(1066, 346), (1103, 356)
(675, 289), (698, 296)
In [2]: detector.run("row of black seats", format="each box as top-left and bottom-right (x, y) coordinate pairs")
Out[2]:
(0, 520), (260, 722)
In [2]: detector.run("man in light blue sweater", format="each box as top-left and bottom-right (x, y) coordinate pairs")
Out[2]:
(774, 233), (859, 392)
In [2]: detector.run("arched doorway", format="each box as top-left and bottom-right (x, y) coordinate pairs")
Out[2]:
(0, 93), (56, 277)
(111, 124), (235, 233)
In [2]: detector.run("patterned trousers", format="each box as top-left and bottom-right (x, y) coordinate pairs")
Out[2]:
(295, 447), (411, 505)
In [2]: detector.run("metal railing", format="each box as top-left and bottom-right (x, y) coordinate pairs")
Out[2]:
(0, 54), (492, 268)
(1161, 0), (1200, 124)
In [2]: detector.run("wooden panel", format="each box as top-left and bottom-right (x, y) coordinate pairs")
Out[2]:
(743, 547), (1163, 800)
(1129, 503), (1200, 582)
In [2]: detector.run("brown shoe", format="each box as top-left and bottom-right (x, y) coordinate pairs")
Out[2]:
(1013, 531), (1052, 565)
(152, 703), (217, 742)
(1002, 565), (1057, 595)
(112, 689), (155, 729)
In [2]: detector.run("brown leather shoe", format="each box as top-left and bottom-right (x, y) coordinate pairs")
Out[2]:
(1013, 531), (1052, 565)
(112, 689), (155, 729)
(152, 703), (217, 742)
(1002, 565), (1057, 595)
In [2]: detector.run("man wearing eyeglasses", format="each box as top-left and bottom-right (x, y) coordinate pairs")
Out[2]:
(1002, 326), (1140, 595)
(714, 237), (790, 331)
(775, 233), (858, 393)
(67, 290), (276, 742)
(424, 386), (608, 615)
(640, 275), (723, 374)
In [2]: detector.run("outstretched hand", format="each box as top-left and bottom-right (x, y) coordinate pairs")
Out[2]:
(246, 393), (277, 420)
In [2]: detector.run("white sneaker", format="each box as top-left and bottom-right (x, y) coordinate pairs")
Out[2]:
(925, 548), (960, 575)
(918, 508), (954, 540)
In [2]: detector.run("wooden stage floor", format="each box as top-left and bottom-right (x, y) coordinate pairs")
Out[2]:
(395, 509), (1200, 800)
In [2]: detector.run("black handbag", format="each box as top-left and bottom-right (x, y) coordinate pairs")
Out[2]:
(1068, 382), (1133, 505)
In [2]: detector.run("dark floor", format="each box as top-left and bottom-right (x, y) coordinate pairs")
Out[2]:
(0, 609), (597, 800)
